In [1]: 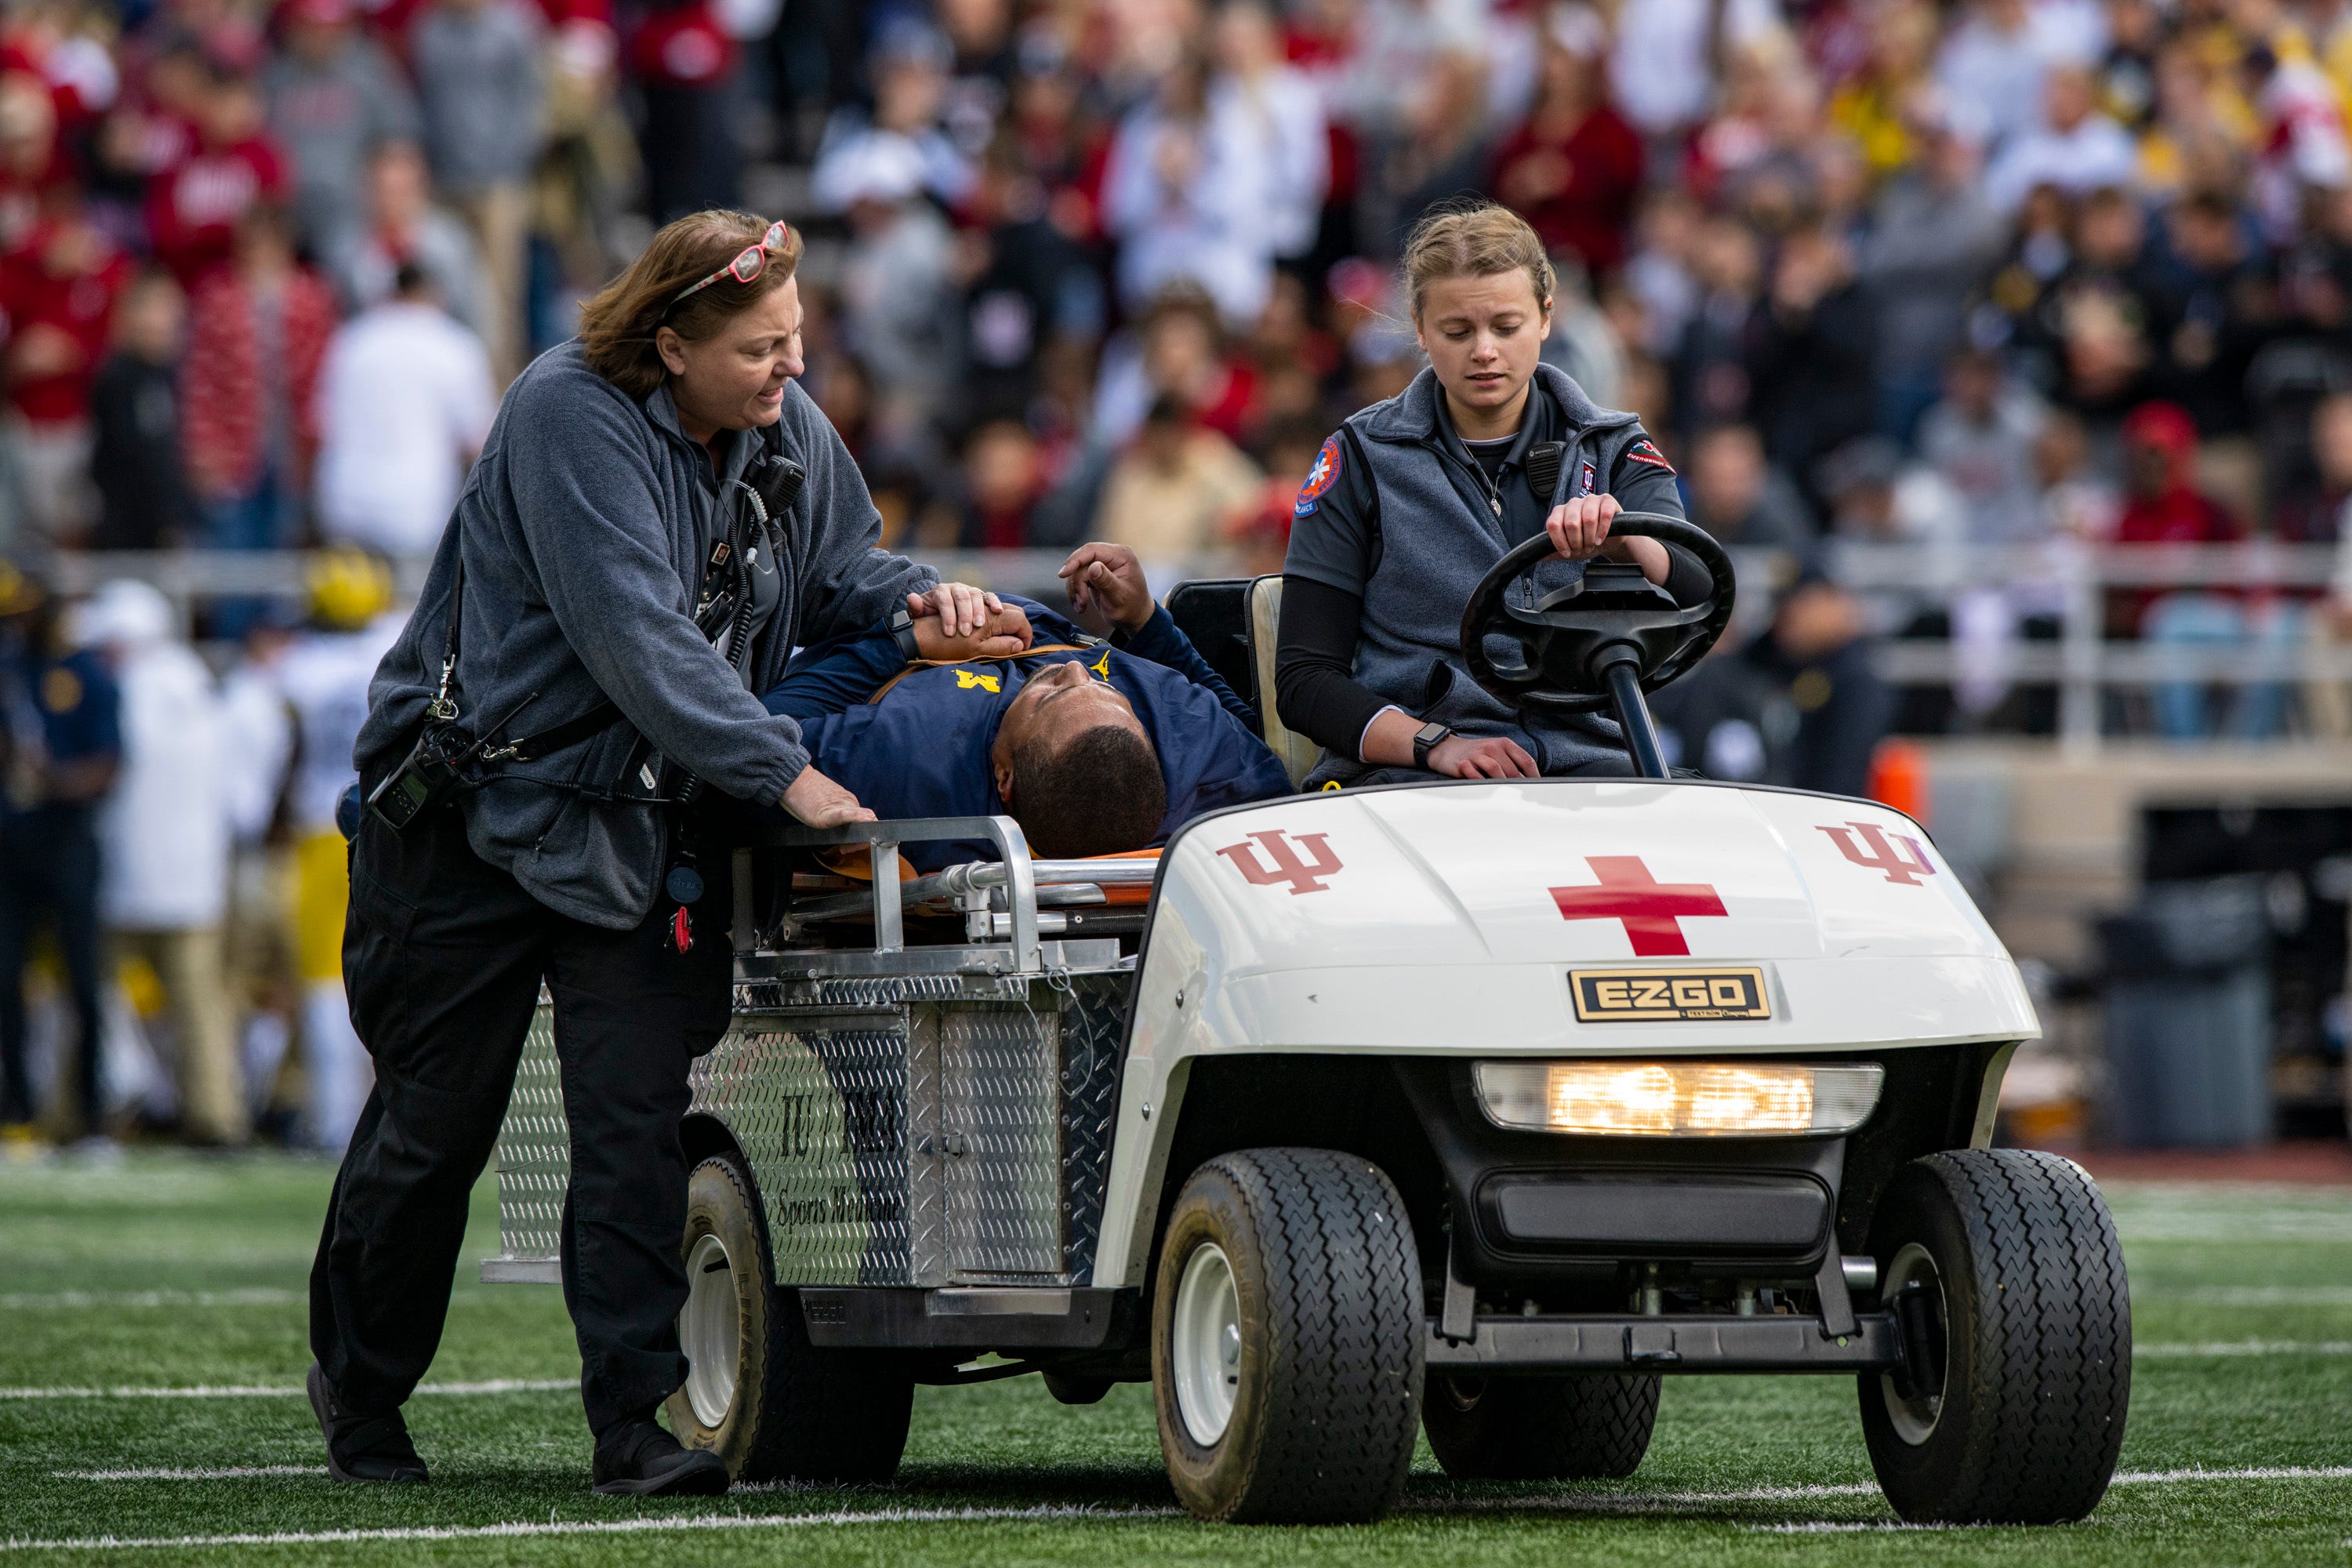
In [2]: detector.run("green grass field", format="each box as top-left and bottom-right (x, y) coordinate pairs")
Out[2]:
(2, 1152), (2348, 1566)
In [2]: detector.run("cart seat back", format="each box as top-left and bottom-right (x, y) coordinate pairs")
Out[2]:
(1247, 575), (1319, 789)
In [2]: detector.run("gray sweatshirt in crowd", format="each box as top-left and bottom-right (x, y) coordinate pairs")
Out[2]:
(263, 39), (420, 252)
(355, 340), (938, 928)
(410, 0), (546, 194)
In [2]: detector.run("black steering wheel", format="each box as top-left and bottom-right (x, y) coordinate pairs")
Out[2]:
(1458, 512), (1736, 717)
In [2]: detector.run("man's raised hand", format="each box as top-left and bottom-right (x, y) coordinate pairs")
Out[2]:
(1058, 542), (1155, 634)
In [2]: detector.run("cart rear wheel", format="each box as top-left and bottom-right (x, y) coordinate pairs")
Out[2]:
(1858, 1149), (2131, 1523)
(1151, 1148), (1422, 1523)
(665, 1152), (913, 1483)
(1423, 1373), (1661, 1479)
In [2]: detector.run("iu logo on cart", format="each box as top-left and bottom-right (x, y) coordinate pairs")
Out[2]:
(1817, 821), (1937, 885)
(1216, 829), (1344, 895)
(1549, 855), (1727, 956)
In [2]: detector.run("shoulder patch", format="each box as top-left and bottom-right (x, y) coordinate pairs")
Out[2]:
(1294, 435), (1343, 518)
(1624, 438), (1675, 474)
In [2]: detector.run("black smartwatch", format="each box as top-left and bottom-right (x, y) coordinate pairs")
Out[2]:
(889, 607), (922, 663)
(1412, 721), (1453, 770)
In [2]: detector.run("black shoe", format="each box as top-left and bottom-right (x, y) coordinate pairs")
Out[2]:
(591, 1417), (729, 1497)
(307, 1362), (428, 1484)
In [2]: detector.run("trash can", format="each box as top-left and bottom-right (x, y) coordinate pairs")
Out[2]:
(2097, 876), (2274, 1148)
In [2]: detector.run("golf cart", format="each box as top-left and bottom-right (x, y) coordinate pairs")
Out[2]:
(482, 516), (2131, 1525)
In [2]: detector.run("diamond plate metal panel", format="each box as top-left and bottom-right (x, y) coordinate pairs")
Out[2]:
(735, 975), (1030, 1011)
(495, 1004), (567, 1263)
(490, 971), (1135, 1290)
(1058, 975), (1127, 1279)
(941, 1005), (1062, 1279)
(694, 1017), (913, 1286)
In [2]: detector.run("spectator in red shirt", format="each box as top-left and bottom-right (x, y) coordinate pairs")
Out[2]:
(0, 70), (71, 255)
(2113, 400), (2295, 738)
(1489, 5), (1645, 280)
(145, 68), (289, 287)
(180, 204), (335, 557)
(953, 419), (1045, 550)
(2, 204), (128, 546)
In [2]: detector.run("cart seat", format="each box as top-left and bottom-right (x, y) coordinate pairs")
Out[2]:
(1246, 575), (1320, 790)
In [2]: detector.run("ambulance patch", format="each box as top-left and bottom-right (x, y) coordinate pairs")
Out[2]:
(1294, 435), (1342, 517)
(1625, 438), (1675, 474)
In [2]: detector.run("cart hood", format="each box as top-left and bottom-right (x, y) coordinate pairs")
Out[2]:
(1130, 780), (2038, 1061)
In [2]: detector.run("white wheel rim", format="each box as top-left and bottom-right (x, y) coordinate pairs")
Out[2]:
(1171, 1241), (1242, 1446)
(680, 1232), (739, 1428)
(1878, 1241), (1946, 1446)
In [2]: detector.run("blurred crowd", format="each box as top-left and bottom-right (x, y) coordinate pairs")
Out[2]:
(16, 0), (2352, 1149)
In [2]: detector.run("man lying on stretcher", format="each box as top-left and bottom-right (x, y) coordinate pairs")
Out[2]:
(760, 543), (1290, 869)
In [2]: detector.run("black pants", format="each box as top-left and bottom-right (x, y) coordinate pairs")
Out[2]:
(0, 808), (105, 1129)
(308, 798), (731, 1437)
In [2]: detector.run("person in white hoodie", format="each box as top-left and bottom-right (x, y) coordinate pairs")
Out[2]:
(78, 579), (244, 1145)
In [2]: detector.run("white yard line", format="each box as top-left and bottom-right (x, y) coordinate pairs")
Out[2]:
(1437, 1465), (2352, 1518)
(11, 1340), (2347, 1403)
(51, 1466), (322, 1482)
(0, 1504), (1174, 1552)
(2134, 1341), (2352, 1358)
(0, 1380), (572, 1400)
(2137, 1285), (2352, 1305)
(0, 1290), (303, 1310)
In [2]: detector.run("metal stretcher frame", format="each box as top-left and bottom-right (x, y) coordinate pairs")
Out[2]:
(482, 816), (1142, 1299)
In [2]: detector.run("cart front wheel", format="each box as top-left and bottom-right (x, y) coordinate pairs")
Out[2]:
(1858, 1149), (2132, 1523)
(1151, 1147), (1422, 1523)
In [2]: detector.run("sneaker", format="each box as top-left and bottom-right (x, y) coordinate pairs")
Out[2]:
(62, 1135), (122, 1168)
(307, 1363), (428, 1484)
(591, 1417), (729, 1497)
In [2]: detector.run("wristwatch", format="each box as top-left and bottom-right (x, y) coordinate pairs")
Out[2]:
(1412, 721), (1454, 770)
(889, 607), (922, 662)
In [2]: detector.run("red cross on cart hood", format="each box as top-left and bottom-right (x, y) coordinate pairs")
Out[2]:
(1127, 780), (2037, 1065)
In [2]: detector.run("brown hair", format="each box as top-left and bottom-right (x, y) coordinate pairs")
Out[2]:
(1401, 200), (1555, 319)
(579, 209), (803, 400)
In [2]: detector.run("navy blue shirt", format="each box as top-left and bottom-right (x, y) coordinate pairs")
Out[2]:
(763, 596), (1291, 868)
(1, 643), (121, 821)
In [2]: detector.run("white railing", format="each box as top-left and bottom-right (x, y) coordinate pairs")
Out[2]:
(46, 541), (2352, 752)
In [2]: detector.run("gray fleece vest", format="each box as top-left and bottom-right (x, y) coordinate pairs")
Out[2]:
(1306, 363), (1654, 784)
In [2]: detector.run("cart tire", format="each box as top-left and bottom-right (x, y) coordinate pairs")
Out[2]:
(1422, 1373), (1660, 1479)
(1151, 1147), (1422, 1523)
(1858, 1149), (2131, 1523)
(664, 1152), (913, 1484)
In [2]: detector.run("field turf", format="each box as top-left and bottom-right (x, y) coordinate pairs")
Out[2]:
(1, 1151), (2347, 1565)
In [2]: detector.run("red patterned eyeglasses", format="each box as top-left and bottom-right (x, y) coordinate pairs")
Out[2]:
(668, 220), (792, 312)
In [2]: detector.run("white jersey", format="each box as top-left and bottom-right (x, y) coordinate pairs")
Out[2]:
(100, 638), (230, 929)
(276, 612), (405, 837)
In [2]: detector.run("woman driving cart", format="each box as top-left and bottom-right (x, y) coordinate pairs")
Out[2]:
(1276, 201), (1715, 785)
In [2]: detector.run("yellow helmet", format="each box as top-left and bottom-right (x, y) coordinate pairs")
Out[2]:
(307, 547), (394, 631)
(0, 560), (42, 616)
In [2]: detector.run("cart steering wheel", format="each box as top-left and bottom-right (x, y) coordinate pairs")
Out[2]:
(1458, 512), (1736, 717)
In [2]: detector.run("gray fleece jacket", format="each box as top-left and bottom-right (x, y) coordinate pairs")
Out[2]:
(356, 340), (936, 928)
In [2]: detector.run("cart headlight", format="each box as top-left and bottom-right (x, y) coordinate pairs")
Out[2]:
(1472, 1061), (1885, 1137)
